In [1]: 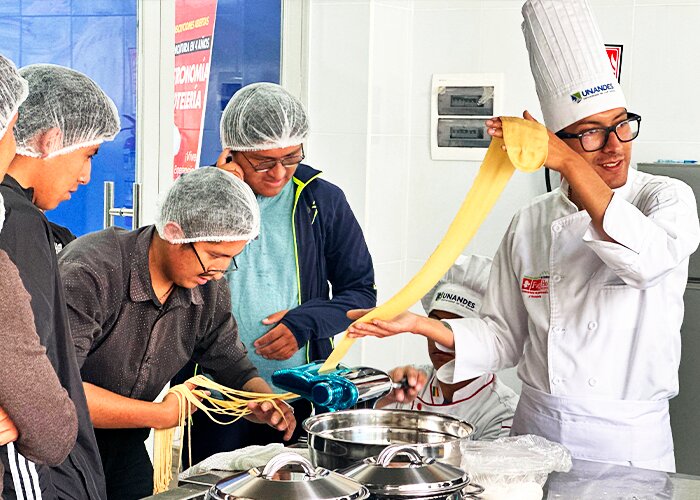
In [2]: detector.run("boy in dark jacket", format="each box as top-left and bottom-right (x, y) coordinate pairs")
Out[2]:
(0, 63), (120, 500)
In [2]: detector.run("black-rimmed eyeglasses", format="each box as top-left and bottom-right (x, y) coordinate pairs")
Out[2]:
(190, 243), (237, 278)
(239, 145), (305, 173)
(556, 112), (641, 152)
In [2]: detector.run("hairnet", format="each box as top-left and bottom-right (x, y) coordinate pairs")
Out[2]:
(0, 54), (28, 142)
(156, 167), (260, 244)
(220, 82), (309, 152)
(15, 64), (120, 158)
(421, 255), (493, 318)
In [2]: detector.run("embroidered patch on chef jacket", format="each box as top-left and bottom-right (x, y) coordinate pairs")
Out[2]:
(521, 274), (549, 298)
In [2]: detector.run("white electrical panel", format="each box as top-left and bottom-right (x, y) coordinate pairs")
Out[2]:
(430, 73), (503, 161)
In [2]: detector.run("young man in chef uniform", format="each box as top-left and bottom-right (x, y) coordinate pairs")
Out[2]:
(347, 0), (700, 472)
(376, 255), (518, 441)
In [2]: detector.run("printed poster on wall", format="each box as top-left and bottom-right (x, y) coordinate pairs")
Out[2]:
(173, 0), (218, 179)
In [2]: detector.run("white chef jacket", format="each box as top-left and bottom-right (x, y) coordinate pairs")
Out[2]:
(386, 367), (518, 441)
(439, 168), (700, 468)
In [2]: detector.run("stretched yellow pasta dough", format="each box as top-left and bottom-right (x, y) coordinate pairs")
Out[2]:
(320, 117), (548, 373)
(151, 117), (547, 493)
(152, 375), (296, 494)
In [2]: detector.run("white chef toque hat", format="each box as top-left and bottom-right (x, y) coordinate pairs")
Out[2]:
(421, 255), (492, 319)
(521, 0), (626, 132)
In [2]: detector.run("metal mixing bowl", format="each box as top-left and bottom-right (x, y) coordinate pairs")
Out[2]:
(303, 409), (474, 470)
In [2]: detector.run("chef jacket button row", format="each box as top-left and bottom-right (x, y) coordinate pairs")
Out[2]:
(552, 326), (564, 334)
(587, 321), (598, 330)
(552, 274), (562, 283)
(552, 223), (562, 233)
(550, 377), (597, 386)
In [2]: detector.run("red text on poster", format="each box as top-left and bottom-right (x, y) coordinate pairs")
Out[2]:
(173, 0), (218, 179)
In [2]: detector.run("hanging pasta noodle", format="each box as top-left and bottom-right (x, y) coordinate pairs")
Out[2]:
(152, 374), (297, 494)
(320, 116), (548, 373)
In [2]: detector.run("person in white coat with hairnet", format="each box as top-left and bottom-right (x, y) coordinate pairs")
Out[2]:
(347, 0), (700, 472)
(376, 255), (518, 441)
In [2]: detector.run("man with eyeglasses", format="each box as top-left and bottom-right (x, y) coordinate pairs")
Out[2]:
(58, 168), (295, 499)
(174, 82), (376, 463)
(346, 0), (699, 471)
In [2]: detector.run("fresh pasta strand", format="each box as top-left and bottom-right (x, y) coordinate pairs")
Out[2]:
(320, 117), (548, 373)
(152, 375), (297, 494)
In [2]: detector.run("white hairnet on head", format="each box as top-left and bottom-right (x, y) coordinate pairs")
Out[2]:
(0, 54), (28, 141)
(156, 167), (260, 244)
(421, 255), (493, 319)
(220, 82), (309, 152)
(15, 64), (120, 158)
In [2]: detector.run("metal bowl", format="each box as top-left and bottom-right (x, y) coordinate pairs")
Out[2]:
(303, 409), (474, 470)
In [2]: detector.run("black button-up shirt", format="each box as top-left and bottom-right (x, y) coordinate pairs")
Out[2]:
(59, 226), (258, 402)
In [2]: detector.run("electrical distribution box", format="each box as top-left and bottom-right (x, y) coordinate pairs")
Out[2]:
(430, 73), (503, 161)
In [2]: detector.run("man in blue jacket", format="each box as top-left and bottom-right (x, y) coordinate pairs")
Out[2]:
(177, 82), (376, 464)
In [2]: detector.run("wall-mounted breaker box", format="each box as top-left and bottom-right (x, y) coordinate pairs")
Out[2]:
(431, 73), (503, 161)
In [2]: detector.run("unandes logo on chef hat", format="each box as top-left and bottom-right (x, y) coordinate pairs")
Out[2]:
(570, 82), (616, 104)
(522, 0), (626, 132)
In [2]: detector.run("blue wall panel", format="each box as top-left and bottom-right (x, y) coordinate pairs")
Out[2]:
(1, 0), (280, 235)
(0, 0), (138, 236)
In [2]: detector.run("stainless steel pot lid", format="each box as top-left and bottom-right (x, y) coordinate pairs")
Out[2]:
(338, 445), (471, 498)
(207, 452), (369, 500)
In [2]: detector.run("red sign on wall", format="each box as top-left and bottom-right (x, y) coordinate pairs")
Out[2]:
(173, 0), (218, 179)
(605, 44), (623, 83)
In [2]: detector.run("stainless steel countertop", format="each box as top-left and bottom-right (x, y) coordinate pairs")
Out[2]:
(545, 459), (700, 499)
(145, 459), (700, 499)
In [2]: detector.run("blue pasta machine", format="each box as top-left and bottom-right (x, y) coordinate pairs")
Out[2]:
(272, 361), (400, 413)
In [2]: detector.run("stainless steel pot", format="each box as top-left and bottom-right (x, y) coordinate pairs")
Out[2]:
(303, 409), (474, 469)
(339, 445), (485, 500)
(205, 452), (369, 500)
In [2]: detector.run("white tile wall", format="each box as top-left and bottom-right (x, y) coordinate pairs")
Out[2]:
(409, 6), (482, 137)
(634, 0), (700, 4)
(630, 5), (700, 145)
(374, 260), (406, 304)
(361, 260), (408, 370)
(370, 3), (413, 136)
(405, 152), (482, 261)
(306, 0), (700, 389)
(306, 131), (369, 225)
(479, 5), (541, 117)
(307, 1), (371, 135)
(366, 135), (410, 262)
